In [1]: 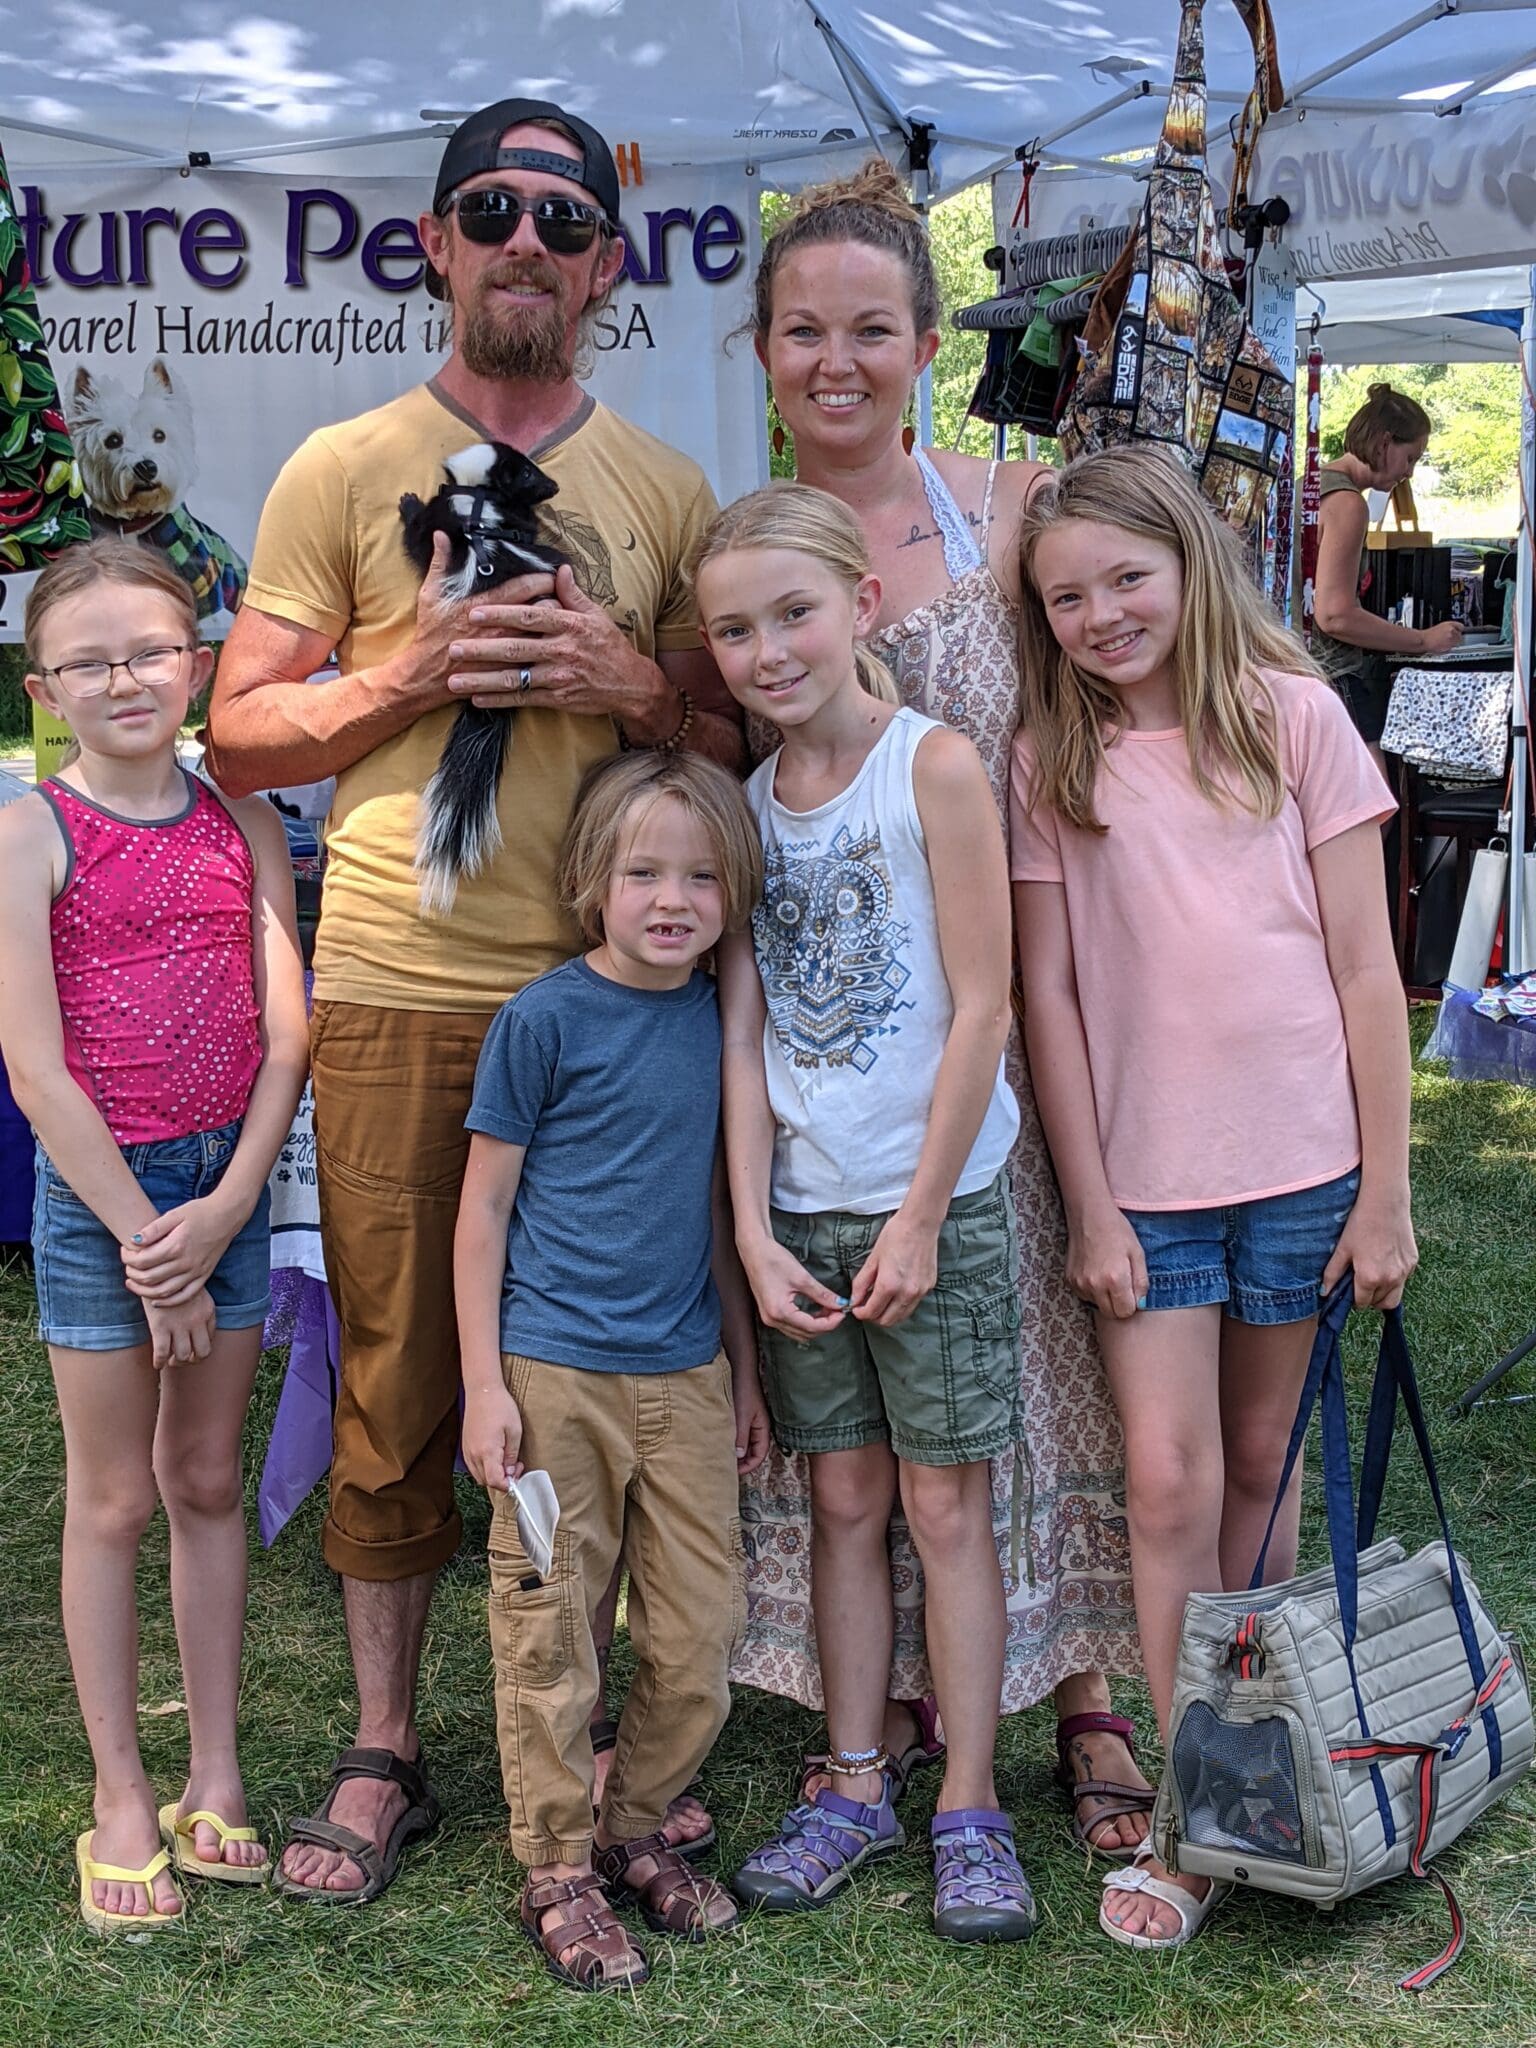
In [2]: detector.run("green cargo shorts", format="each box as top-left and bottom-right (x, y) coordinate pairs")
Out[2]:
(758, 1175), (1022, 1467)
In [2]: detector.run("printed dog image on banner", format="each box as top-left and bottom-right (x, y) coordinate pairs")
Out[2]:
(1058, 0), (1292, 566)
(67, 358), (247, 621)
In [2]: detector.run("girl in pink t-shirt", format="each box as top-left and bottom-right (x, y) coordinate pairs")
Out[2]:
(0, 543), (307, 1934)
(1008, 447), (1413, 1955)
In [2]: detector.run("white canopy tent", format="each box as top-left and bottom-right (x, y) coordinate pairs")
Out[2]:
(1315, 269), (1524, 364)
(2, 0), (1536, 206)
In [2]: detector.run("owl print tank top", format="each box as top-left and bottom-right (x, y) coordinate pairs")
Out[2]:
(743, 707), (1019, 1216)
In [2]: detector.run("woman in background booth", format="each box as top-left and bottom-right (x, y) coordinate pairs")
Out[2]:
(728, 159), (1150, 1862)
(1312, 383), (1463, 767)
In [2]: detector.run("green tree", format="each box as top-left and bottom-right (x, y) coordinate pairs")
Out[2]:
(1318, 360), (1519, 502)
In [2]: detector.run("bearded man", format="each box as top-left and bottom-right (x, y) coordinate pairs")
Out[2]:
(205, 100), (741, 1904)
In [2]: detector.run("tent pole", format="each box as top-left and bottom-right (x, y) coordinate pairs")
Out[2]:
(1438, 44), (1536, 112)
(1509, 265), (1536, 973)
(0, 112), (163, 160)
(1287, 3), (1460, 101)
(202, 125), (449, 167)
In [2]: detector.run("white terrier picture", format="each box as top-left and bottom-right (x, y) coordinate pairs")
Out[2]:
(67, 358), (248, 621)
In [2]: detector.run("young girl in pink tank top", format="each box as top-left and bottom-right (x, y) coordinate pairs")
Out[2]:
(1009, 449), (1413, 1956)
(0, 542), (307, 1934)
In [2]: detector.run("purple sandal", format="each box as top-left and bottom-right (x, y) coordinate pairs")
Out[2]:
(732, 1786), (904, 1913)
(930, 1809), (1037, 1944)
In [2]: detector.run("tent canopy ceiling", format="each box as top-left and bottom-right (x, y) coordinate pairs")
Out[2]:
(4, 0), (1536, 191)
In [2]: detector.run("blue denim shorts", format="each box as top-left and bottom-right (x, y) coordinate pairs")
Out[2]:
(32, 1119), (271, 1351)
(1123, 1168), (1360, 1325)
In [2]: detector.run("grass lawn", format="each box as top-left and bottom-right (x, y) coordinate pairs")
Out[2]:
(1, 1011), (1534, 2047)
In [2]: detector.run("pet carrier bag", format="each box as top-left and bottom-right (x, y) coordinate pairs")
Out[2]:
(1150, 1281), (1532, 1990)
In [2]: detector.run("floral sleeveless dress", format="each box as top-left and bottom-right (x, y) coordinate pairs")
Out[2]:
(731, 455), (1141, 1712)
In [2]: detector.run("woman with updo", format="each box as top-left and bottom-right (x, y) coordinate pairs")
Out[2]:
(728, 159), (1150, 1867)
(1312, 382), (1463, 762)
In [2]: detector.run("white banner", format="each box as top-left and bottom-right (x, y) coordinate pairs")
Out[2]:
(999, 95), (1536, 292)
(2, 165), (764, 640)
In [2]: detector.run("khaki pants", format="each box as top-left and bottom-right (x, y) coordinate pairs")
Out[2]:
(311, 1001), (494, 1581)
(491, 1351), (747, 1866)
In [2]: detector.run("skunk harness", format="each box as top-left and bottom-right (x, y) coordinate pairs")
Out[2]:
(399, 441), (568, 916)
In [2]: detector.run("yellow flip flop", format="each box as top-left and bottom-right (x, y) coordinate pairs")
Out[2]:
(76, 1830), (185, 1936)
(157, 1803), (272, 1886)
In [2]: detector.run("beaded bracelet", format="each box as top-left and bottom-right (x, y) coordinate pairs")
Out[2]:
(618, 682), (694, 754)
(656, 683), (695, 754)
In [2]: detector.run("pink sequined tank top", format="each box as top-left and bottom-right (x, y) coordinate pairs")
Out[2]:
(42, 771), (262, 1145)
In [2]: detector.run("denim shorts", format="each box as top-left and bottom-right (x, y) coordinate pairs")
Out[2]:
(757, 1175), (1022, 1466)
(1124, 1168), (1360, 1325)
(32, 1119), (271, 1351)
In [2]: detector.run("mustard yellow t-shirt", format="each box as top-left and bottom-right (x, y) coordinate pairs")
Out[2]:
(243, 383), (718, 1011)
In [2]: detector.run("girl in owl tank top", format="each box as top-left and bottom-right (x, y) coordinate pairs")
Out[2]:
(697, 482), (1035, 1946)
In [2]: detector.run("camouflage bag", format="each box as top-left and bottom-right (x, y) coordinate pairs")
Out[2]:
(1058, 0), (1292, 542)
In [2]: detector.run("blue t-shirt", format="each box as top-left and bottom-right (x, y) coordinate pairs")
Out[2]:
(465, 956), (721, 1373)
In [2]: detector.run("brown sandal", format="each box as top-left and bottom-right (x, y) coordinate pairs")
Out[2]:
(594, 1831), (740, 1941)
(520, 1870), (650, 1992)
(271, 1745), (440, 1905)
(1054, 1712), (1156, 1862)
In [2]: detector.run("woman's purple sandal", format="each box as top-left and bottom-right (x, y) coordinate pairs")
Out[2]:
(1053, 1711), (1156, 1862)
(930, 1809), (1037, 1944)
(732, 1786), (904, 1912)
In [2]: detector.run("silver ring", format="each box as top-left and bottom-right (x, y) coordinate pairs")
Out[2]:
(518, 666), (532, 696)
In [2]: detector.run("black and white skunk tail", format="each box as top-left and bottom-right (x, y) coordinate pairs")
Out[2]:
(415, 703), (514, 917)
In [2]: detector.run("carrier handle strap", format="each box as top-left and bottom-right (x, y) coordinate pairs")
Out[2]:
(1250, 1277), (1395, 1840)
(1249, 1276), (1351, 1598)
(1357, 1306), (1500, 1777)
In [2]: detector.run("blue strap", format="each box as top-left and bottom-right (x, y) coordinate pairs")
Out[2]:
(1250, 1278), (1351, 1591)
(1251, 1278), (1395, 1843)
(1370, 1309), (1500, 1778)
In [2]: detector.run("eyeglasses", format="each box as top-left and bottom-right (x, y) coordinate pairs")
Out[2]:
(442, 187), (608, 255)
(42, 645), (191, 698)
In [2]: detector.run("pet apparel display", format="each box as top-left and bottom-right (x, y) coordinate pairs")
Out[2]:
(1381, 667), (1513, 784)
(398, 441), (568, 916)
(1150, 1282), (1533, 1990)
(0, 136), (89, 573)
(1057, 0), (1292, 549)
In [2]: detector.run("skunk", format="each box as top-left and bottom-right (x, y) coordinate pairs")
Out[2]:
(399, 441), (568, 917)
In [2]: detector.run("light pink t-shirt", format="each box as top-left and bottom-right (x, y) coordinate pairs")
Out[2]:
(1009, 670), (1394, 1210)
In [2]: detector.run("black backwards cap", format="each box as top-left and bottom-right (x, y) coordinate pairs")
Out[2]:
(432, 98), (622, 224)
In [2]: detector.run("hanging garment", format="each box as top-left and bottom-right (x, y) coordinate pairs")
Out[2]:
(1058, 0), (1292, 550)
(0, 138), (89, 572)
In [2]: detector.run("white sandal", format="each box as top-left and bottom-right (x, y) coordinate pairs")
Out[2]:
(1099, 1848), (1231, 1951)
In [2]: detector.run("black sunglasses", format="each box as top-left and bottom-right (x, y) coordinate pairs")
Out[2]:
(442, 187), (608, 254)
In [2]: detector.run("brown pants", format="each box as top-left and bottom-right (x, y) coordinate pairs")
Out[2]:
(311, 1000), (494, 1580)
(491, 1351), (747, 1866)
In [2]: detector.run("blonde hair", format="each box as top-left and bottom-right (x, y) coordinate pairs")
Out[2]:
(25, 539), (199, 770)
(1343, 382), (1432, 468)
(692, 481), (898, 704)
(749, 157), (940, 343)
(24, 537), (197, 668)
(559, 750), (764, 944)
(1017, 446), (1317, 834)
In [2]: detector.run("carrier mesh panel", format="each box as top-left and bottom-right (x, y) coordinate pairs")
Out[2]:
(1172, 1701), (1307, 1863)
